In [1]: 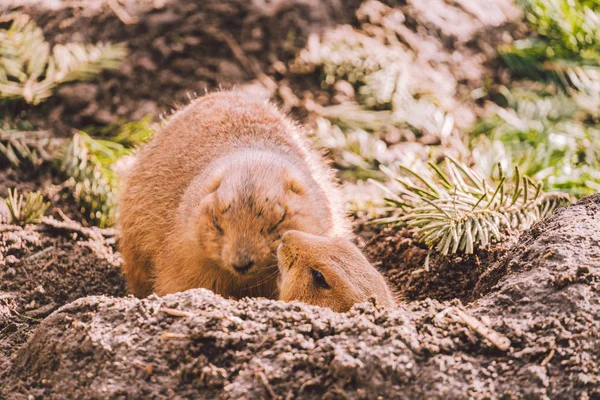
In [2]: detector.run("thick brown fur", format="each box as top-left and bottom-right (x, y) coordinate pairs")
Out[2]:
(277, 230), (396, 312)
(118, 91), (352, 298)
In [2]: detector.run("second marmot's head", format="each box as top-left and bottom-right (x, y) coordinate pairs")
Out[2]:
(277, 230), (396, 312)
(184, 151), (333, 279)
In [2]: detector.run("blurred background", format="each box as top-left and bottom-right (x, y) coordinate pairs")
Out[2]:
(0, 0), (596, 247)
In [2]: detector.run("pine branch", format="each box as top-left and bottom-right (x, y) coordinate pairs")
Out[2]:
(97, 115), (155, 146)
(372, 158), (571, 255)
(4, 188), (49, 226)
(0, 128), (65, 169)
(0, 17), (127, 105)
(61, 132), (125, 228)
(0, 114), (154, 228)
(60, 117), (155, 228)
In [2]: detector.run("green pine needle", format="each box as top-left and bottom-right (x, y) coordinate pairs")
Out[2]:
(60, 117), (155, 228)
(500, 1), (600, 95)
(61, 131), (125, 228)
(4, 188), (49, 226)
(1, 117), (154, 228)
(372, 158), (572, 255)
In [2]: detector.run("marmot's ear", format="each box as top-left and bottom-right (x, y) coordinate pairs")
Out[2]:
(284, 170), (305, 195)
(205, 171), (224, 193)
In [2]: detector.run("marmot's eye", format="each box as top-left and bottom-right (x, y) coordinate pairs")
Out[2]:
(311, 269), (330, 289)
(268, 212), (286, 234)
(212, 214), (224, 235)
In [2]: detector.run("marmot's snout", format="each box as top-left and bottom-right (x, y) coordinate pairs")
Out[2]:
(222, 241), (270, 275)
(230, 249), (255, 274)
(277, 231), (304, 272)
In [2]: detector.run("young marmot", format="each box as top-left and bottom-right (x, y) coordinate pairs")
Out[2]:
(118, 91), (351, 298)
(277, 230), (396, 312)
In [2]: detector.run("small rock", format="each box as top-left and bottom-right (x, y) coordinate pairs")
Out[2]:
(183, 36), (201, 47)
(131, 101), (158, 121)
(5, 256), (18, 265)
(217, 60), (247, 82)
(136, 56), (157, 72)
(146, 10), (180, 28)
(91, 109), (116, 125)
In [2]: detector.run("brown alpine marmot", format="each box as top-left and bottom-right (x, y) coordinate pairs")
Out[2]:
(118, 91), (351, 298)
(277, 230), (396, 312)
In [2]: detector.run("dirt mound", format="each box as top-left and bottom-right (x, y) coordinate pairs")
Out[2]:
(4, 195), (599, 399)
(363, 227), (514, 303)
(0, 218), (125, 374)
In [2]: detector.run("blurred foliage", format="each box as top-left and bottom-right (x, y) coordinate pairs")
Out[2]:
(500, 0), (600, 89)
(298, 25), (452, 180)
(472, 87), (600, 197)
(60, 117), (154, 227)
(474, 0), (600, 197)
(311, 116), (393, 180)
(373, 157), (571, 255)
(0, 117), (154, 228)
(4, 188), (49, 226)
(299, 26), (450, 128)
(0, 128), (64, 169)
(0, 16), (126, 104)
(0, 13), (145, 228)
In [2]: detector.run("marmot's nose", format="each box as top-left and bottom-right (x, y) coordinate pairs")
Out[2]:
(232, 259), (254, 274)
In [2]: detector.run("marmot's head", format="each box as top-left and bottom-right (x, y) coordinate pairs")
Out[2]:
(277, 230), (396, 312)
(187, 152), (332, 280)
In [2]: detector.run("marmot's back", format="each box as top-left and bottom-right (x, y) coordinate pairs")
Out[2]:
(118, 91), (351, 297)
(122, 92), (309, 240)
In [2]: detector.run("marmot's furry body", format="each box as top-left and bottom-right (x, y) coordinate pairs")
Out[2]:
(118, 91), (351, 298)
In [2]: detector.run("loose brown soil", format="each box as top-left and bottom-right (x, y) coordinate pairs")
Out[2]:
(0, 218), (125, 374)
(363, 227), (515, 303)
(3, 195), (600, 399)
